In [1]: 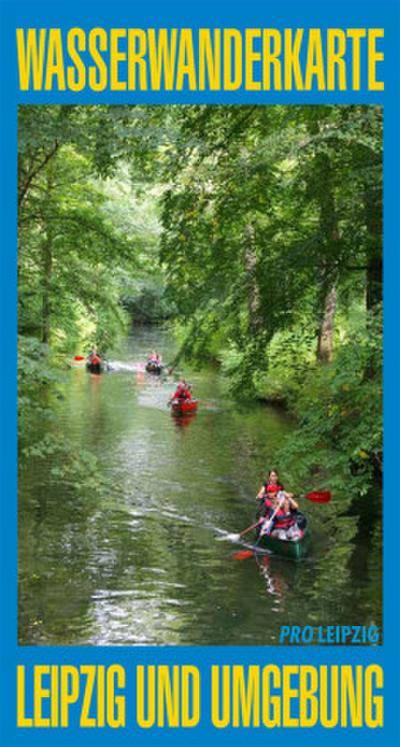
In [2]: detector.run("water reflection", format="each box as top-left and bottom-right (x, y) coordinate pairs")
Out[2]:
(171, 412), (197, 429)
(256, 555), (289, 600)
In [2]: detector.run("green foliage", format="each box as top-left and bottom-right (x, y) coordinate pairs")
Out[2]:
(158, 105), (381, 381)
(121, 277), (176, 322)
(18, 335), (112, 497)
(18, 104), (382, 511)
(276, 307), (382, 498)
(18, 336), (63, 437)
(18, 106), (169, 481)
(155, 104), (382, 501)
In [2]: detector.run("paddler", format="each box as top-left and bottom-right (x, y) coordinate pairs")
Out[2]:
(256, 470), (299, 538)
(87, 345), (102, 366)
(169, 379), (192, 404)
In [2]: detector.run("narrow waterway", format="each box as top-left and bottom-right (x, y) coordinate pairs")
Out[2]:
(18, 328), (382, 646)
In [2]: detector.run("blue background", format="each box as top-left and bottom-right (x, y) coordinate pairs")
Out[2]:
(0, 0), (399, 745)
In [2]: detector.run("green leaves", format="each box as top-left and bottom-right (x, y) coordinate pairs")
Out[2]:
(275, 307), (382, 499)
(18, 103), (382, 509)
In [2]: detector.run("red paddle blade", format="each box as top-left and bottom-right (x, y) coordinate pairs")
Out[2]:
(233, 550), (254, 561)
(74, 355), (85, 361)
(305, 490), (331, 503)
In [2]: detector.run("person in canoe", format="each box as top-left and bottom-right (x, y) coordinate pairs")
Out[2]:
(256, 470), (300, 540)
(88, 345), (99, 362)
(256, 469), (291, 511)
(169, 379), (192, 404)
(146, 351), (163, 372)
(148, 350), (163, 364)
(87, 346), (103, 372)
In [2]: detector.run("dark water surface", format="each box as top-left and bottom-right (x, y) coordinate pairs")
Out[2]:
(19, 329), (381, 645)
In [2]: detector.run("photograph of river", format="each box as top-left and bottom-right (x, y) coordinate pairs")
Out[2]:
(18, 105), (382, 646)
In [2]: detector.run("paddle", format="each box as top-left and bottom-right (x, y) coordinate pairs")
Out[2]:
(232, 499), (286, 561)
(238, 520), (261, 538)
(167, 397), (180, 407)
(74, 354), (105, 362)
(304, 490), (331, 503)
(231, 502), (285, 559)
(257, 493), (286, 539)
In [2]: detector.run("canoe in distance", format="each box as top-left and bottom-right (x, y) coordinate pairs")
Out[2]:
(145, 361), (164, 374)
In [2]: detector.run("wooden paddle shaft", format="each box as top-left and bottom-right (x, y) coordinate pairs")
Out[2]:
(261, 493), (286, 534)
(239, 520), (260, 538)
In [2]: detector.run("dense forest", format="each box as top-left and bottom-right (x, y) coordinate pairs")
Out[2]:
(18, 104), (382, 505)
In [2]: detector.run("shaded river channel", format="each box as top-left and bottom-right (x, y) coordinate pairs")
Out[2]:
(19, 328), (382, 646)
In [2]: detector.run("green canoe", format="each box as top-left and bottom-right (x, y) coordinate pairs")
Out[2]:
(257, 512), (311, 560)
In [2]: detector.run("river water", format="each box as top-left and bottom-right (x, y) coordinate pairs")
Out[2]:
(18, 328), (382, 646)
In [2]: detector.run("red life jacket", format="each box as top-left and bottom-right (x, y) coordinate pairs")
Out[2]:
(263, 484), (284, 509)
(174, 386), (191, 401)
(263, 485), (296, 528)
(91, 355), (101, 365)
(264, 483), (284, 494)
(274, 508), (296, 529)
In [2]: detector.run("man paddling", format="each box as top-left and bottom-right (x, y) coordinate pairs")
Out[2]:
(169, 379), (192, 404)
(87, 345), (103, 372)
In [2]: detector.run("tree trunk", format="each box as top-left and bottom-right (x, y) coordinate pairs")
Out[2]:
(305, 116), (342, 364)
(314, 154), (340, 363)
(40, 167), (55, 345)
(317, 286), (337, 363)
(18, 140), (59, 212)
(41, 233), (53, 344)
(244, 222), (261, 334)
(363, 184), (382, 379)
(364, 186), (383, 313)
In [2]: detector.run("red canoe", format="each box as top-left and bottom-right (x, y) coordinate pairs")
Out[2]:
(171, 399), (198, 414)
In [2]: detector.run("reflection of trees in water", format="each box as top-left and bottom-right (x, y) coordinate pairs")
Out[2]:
(18, 372), (139, 644)
(346, 496), (382, 632)
(18, 477), (101, 644)
(289, 505), (381, 633)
